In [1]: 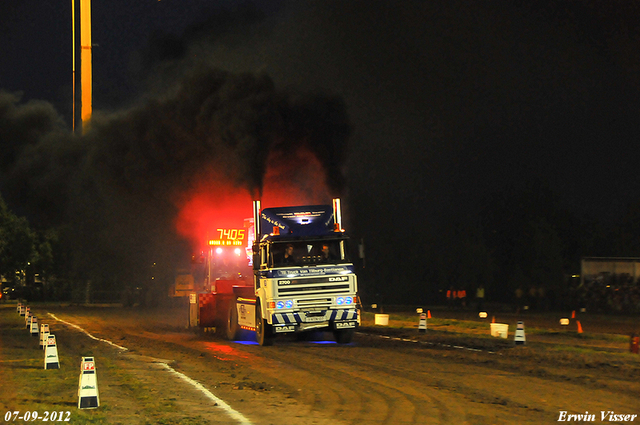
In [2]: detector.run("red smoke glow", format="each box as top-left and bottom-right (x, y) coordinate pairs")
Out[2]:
(176, 147), (334, 250)
(175, 178), (253, 250)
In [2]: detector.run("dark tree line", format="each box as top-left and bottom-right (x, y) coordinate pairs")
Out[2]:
(0, 194), (55, 299)
(355, 179), (640, 311)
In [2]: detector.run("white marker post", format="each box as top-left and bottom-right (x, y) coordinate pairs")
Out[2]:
(78, 357), (99, 409)
(40, 324), (50, 349)
(418, 313), (427, 333)
(514, 321), (526, 345)
(44, 334), (60, 369)
(30, 316), (39, 336)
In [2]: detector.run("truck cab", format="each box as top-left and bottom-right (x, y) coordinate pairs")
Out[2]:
(189, 199), (359, 346)
(249, 201), (359, 345)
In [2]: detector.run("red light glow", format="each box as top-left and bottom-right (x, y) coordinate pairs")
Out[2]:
(204, 342), (251, 361)
(175, 147), (336, 251)
(175, 174), (253, 249)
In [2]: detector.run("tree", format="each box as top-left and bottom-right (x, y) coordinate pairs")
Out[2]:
(0, 195), (38, 291)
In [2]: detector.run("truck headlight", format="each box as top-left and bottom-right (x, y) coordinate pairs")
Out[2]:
(276, 301), (285, 309)
(337, 297), (345, 305)
(345, 297), (353, 305)
(285, 300), (293, 308)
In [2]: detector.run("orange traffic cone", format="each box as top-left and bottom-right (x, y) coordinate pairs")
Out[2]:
(427, 310), (432, 319)
(576, 320), (583, 334)
(491, 316), (495, 323)
(571, 310), (575, 319)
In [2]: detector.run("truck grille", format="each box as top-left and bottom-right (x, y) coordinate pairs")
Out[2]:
(278, 283), (350, 296)
(297, 298), (332, 307)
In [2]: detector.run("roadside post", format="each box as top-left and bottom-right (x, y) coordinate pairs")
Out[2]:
(44, 334), (60, 369)
(78, 357), (100, 409)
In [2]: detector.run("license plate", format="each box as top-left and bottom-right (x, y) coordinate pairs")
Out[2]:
(305, 315), (326, 322)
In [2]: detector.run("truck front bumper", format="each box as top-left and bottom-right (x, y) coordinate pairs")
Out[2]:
(270, 308), (358, 333)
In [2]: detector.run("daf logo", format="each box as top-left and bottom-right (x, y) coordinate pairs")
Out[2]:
(329, 276), (348, 282)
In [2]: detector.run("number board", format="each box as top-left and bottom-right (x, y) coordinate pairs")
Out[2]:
(208, 228), (246, 246)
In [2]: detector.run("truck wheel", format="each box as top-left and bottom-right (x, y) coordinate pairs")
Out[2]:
(333, 328), (354, 344)
(226, 298), (239, 340)
(255, 302), (273, 346)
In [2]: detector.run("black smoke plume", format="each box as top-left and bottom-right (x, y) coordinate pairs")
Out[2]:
(0, 66), (350, 297)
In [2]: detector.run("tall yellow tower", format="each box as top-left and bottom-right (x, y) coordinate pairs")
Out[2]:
(80, 0), (92, 133)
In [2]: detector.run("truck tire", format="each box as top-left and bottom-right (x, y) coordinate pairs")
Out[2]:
(333, 328), (354, 344)
(255, 302), (273, 346)
(226, 298), (239, 340)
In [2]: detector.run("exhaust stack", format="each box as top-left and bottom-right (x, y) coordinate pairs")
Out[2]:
(333, 198), (342, 231)
(253, 200), (261, 237)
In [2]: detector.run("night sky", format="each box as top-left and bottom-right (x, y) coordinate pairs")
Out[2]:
(2, 1), (640, 304)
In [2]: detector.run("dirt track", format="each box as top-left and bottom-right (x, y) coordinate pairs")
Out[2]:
(2, 304), (639, 424)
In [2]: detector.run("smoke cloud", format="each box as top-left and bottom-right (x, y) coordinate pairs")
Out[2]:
(0, 66), (351, 292)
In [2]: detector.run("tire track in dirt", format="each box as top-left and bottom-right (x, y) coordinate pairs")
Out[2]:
(112, 330), (461, 424)
(250, 342), (463, 424)
(294, 334), (639, 423)
(36, 307), (640, 424)
(117, 331), (351, 425)
(278, 342), (517, 424)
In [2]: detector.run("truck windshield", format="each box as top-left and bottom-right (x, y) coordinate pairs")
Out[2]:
(271, 239), (350, 267)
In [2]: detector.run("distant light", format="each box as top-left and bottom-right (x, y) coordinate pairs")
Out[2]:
(234, 248), (241, 255)
(571, 275), (580, 278)
(560, 318), (569, 325)
(479, 312), (487, 318)
(215, 248), (223, 254)
(416, 308), (423, 314)
(371, 303), (378, 309)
